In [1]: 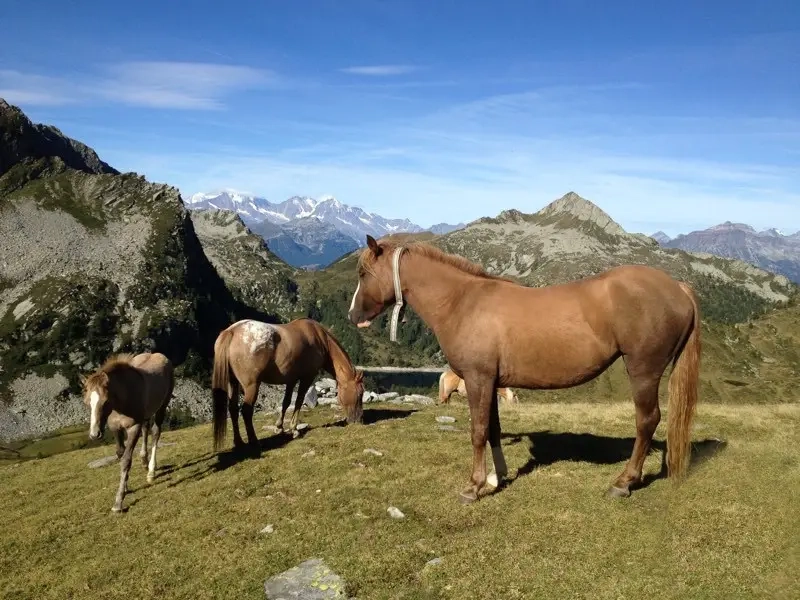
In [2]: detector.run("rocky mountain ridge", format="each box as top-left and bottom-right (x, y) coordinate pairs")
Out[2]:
(657, 221), (800, 283)
(0, 99), (301, 440)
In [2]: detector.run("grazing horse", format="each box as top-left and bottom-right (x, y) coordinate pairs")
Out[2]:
(348, 236), (700, 504)
(439, 367), (518, 406)
(81, 352), (174, 513)
(211, 317), (365, 452)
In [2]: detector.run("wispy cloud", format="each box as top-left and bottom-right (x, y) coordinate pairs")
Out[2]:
(0, 70), (78, 106)
(0, 62), (273, 110)
(97, 61), (272, 109)
(339, 64), (419, 76)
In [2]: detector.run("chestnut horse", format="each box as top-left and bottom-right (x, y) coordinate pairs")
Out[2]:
(81, 352), (174, 512)
(211, 317), (365, 452)
(439, 367), (518, 406)
(348, 236), (700, 503)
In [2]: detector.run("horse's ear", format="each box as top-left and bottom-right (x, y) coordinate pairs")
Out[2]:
(78, 373), (86, 386)
(366, 235), (381, 256)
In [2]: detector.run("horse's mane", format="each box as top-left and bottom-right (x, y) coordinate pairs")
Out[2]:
(85, 353), (137, 387)
(358, 240), (513, 283)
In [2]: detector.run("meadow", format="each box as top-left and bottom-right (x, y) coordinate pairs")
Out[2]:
(1, 398), (797, 599)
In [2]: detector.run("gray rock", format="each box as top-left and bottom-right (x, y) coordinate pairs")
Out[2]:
(387, 506), (405, 519)
(260, 524), (275, 534)
(435, 416), (456, 423)
(425, 557), (443, 567)
(264, 558), (348, 599)
(316, 378), (337, 391)
(376, 392), (399, 401)
(403, 394), (435, 406)
(362, 391), (377, 403)
(304, 386), (319, 408)
(87, 455), (118, 469)
(363, 448), (383, 457)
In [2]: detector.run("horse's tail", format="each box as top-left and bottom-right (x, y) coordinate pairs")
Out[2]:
(211, 328), (235, 452)
(438, 371), (449, 404)
(667, 282), (701, 481)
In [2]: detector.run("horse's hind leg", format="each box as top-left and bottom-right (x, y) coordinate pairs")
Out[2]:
(486, 394), (508, 490)
(241, 382), (260, 450)
(289, 377), (313, 433)
(228, 382), (245, 448)
(113, 423), (142, 513)
(140, 418), (150, 467)
(275, 381), (297, 431)
(608, 366), (662, 498)
(146, 408), (167, 483)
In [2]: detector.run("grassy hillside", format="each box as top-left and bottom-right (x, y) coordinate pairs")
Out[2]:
(1, 400), (796, 599)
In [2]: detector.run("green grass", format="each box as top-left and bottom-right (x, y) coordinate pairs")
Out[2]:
(1, 400), (797, 599)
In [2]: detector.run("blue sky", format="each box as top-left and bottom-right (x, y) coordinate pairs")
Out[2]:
(1, 0), (798, 234)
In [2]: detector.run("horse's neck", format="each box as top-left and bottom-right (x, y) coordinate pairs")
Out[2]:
(401, 254), (476, 338)
(324, 334), (355, 383)
(108, 367), (143, 416)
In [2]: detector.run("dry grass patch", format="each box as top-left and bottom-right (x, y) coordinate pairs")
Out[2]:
(1, 401), (798, 599)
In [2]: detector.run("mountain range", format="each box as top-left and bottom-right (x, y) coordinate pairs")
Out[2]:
(653, 222), (800, 283)
(186, 191), (464, 268)
(2, 97), (800, 443)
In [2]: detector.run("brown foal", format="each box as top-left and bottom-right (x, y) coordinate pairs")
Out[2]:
(81, 352), (174, 512)
(348, 236), (700, 503)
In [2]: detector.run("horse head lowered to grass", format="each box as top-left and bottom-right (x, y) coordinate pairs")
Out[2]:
(348, 235), (700, 504)
(211, 317), (365, 453)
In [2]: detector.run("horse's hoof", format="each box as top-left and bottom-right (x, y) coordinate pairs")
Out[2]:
(486, 473), (500, 488)
(111, 506), (125, 514)
(458, 490), (478, 504)
(606, 485), (631, 499)
(146, 475), (155, 484)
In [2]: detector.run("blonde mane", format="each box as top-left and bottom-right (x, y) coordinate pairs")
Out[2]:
(358, 240), (513, 283)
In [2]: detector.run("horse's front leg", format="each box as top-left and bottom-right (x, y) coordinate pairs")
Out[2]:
(459, 374), (494, 504)
(274, 381), (297, 431)
(112, 423), (142, 513)
(289, 378), (313, 435)
(486, 395), (508, 490)
(114, 428), (125, 460)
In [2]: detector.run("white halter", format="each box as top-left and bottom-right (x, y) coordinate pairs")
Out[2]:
(389, 246), (406, 343)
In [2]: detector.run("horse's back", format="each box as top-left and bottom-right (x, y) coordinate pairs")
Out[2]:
(131, 352), (174, 407)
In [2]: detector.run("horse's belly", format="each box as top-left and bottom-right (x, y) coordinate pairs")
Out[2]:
(501, 339), (618, 390)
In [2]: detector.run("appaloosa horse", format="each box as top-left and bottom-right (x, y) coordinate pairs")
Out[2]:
(211, 317), (365, 452)
(348, 236), (700, 503)
(439, 366), (518, 406)
(81, 352), (174, 512)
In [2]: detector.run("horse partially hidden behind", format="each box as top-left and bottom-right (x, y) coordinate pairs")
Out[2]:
(211, 317), (365, 452)
(81, 352), (174, 513)
(348, 236), (701, 504)
(439, 367), (518, 406)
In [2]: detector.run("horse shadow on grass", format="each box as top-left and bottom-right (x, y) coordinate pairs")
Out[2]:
(319, 407), (418, 429)
(499, 430), (728, 493)
(162, 408), (417, 488)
